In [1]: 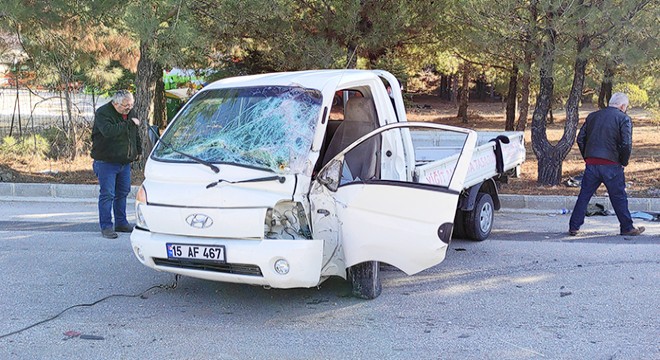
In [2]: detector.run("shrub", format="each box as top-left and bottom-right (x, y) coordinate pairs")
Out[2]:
(38, 123), (93, 159)
(614, 83), (649, 108)
(40, 126), (70, 158)
(0, 134), (50, 157)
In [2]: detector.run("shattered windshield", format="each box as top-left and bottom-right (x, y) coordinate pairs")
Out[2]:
(152, 86), (322, 174)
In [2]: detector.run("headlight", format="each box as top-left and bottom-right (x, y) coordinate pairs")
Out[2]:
(264, 201), (311, 239)
(135, 185), (149, 229)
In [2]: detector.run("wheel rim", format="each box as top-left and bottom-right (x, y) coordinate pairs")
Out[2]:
(479, 202), (493, 233)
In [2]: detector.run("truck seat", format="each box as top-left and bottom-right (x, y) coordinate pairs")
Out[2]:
(322, 97), (380, 182)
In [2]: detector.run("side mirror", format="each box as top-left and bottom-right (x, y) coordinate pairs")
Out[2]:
(317, 159), (342, 192)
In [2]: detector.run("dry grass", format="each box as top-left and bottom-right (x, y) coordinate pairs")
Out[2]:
(0, 153), (144, 185)
(1, 95), (658, 198)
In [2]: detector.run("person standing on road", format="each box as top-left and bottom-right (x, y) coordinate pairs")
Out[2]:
(569, 92), (644, 236)
(91, 90), (142, 239)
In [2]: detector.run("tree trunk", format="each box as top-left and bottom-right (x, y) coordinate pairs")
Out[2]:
(451, 73), (458, 105)
(60, 70), (77, 160)
(505, 64), (518, 131)
(533, 5), (591, 186)
(59, 90), (67, 132)
(531, 9), (558, 185)
(516, 62), (531, 131)
(9, 72), (20, 137)
(153, 64), (167, 129)
(439, 74), (449, 100)
(346, 44), (357, 69)
(457, 63), (470, 123)
(516, 1), (538, 132)
(135, 40), (158, 169)
(598, 60), (614, 108)
(562, 35), (591, 159)
(91, 88), (97, 113)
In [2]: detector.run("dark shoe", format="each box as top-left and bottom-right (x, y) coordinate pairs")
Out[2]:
(568, 229), (579, 236)
(101, 228), (118, 239)
(620, 226), (645, 236)
(115, 224), (134, 233)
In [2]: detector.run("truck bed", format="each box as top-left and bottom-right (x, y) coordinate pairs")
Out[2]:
(410, 131), (526, 190)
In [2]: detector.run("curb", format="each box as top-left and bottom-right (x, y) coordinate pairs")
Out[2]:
(499, 194), (660, 213)
(1, 183), (659, 212)
(0, 183), (138, 203)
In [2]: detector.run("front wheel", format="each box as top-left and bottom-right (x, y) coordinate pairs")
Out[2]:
(464, 192), (494, 241)
(348, 261), (382, 299)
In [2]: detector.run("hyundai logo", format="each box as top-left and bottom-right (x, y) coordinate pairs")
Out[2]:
(186, 214), (213, 229)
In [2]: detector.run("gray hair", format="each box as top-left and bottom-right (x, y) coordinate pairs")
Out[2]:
(112, 90), (134, 104)
(608, 92), (629, 108)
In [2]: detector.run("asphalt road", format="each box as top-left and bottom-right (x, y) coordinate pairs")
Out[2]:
(0, 200), (658, 359)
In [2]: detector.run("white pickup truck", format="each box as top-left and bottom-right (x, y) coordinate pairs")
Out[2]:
(130, 69), (525, 299)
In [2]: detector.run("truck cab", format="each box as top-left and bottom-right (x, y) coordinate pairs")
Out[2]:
(130, 70), (479, 299)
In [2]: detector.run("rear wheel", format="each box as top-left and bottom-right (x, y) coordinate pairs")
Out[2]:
(464, 192), (494, 241)
(348, 261), (382, 299)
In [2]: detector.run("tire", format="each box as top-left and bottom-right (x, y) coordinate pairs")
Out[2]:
(452, 209), (466, 239)
(463, 192), (494, 241)
(348, 261), (382, 299)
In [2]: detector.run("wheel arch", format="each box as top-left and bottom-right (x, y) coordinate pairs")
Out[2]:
(458, 179), (501, 212)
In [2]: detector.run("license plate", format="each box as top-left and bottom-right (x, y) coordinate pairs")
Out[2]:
(166, 243), (226, 262)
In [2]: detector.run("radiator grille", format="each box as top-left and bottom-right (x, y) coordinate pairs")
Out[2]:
(153, 258), (263, 277)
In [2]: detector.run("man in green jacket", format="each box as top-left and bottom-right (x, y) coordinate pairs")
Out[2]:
(91, 90), (142, 239)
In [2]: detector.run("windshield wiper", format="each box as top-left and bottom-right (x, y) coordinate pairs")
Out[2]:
(149, 127), (219, 173)
(206, 175), (286, 189)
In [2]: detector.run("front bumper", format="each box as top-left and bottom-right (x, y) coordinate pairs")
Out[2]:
(130, 228), (325, 288)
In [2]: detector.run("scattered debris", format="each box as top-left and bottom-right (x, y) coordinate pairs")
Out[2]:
(63, 330), (81, 338)
(563, 175), (582, 187)
(560, 291), (572, 297)
(79, 334), (105, 340)
(63, 331), (104, 340)
(631, 211), (660, 221)
(586, 203), (612, 216)
(414, 104), (432, 109)
(454, 248), (466, 251)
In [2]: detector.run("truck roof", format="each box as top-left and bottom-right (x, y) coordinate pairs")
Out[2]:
(203, 69), (383, 92)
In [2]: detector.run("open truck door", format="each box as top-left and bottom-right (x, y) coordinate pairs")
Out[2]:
(310, 122), (477, 298)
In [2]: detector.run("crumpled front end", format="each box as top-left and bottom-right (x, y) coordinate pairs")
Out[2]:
(130, 171), (327, 288)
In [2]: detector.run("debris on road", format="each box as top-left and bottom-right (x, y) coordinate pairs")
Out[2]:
(63, 330), (80, 338)
(79, 334), (105, 340)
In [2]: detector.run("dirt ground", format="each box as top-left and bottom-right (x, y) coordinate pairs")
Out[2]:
(406, 95), (660, 198)
(1, 95), (658, 198)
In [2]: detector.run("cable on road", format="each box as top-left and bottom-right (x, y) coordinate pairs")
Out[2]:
(0, 274), (180, 340)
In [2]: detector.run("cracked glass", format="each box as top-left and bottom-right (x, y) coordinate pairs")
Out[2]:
(152, 86), (323, 174)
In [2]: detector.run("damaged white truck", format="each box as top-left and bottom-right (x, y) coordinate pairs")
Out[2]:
(130, 70), (525, 299)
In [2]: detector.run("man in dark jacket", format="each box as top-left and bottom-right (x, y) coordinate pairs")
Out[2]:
(91, 90), (142, 239)
(569, 92), (644, 236)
